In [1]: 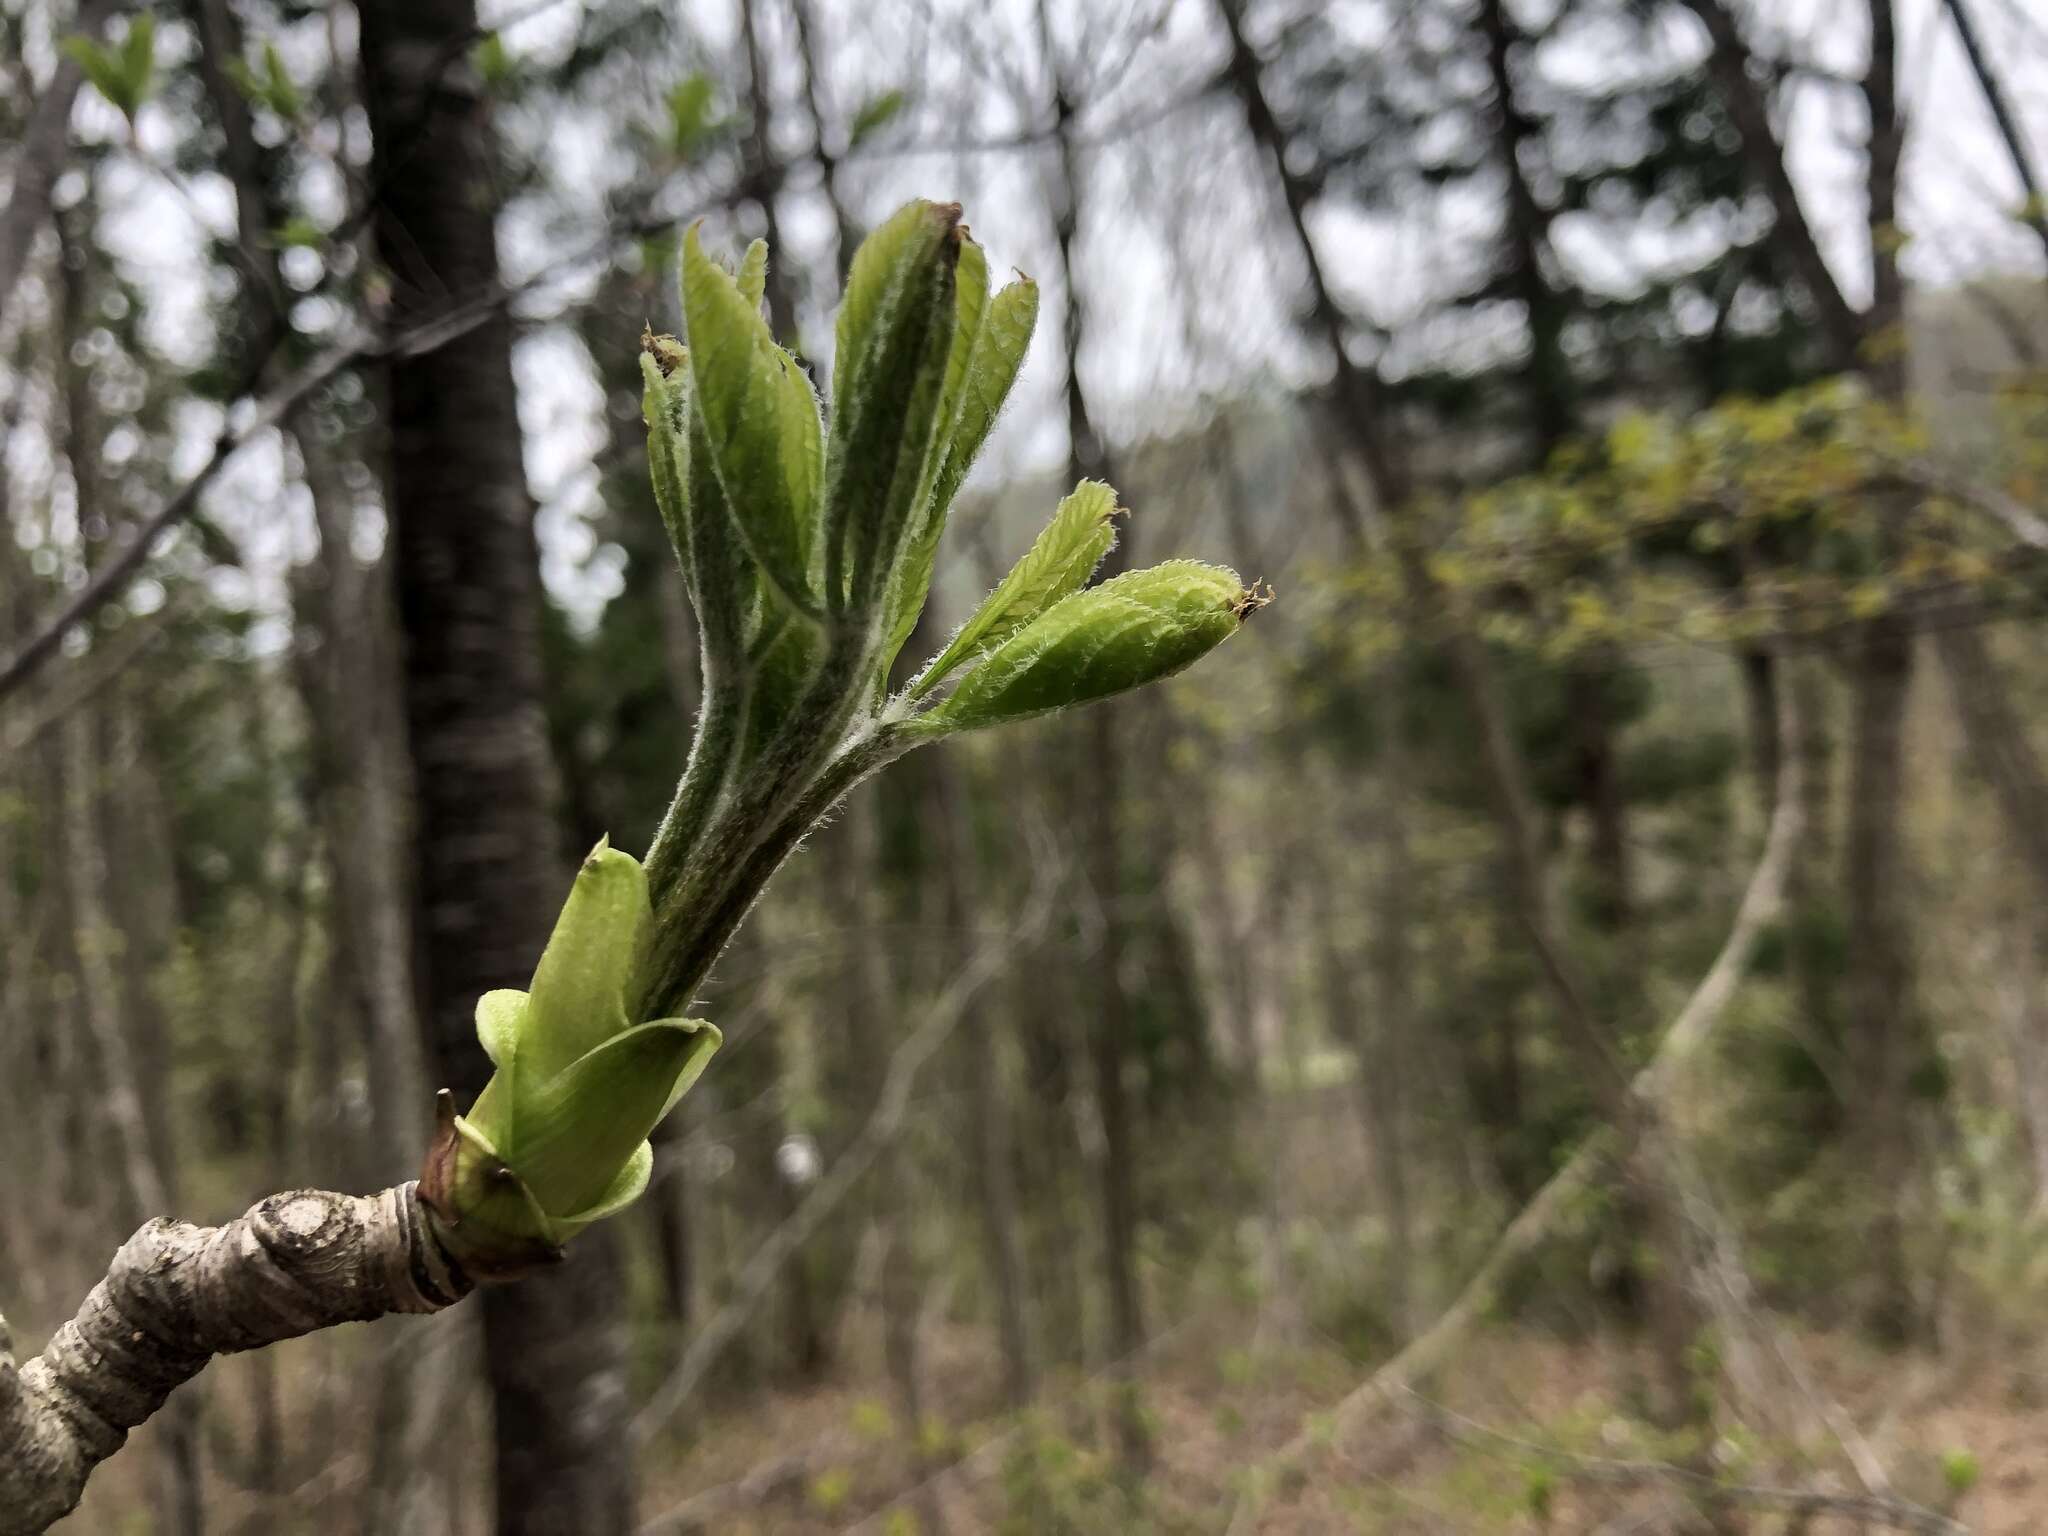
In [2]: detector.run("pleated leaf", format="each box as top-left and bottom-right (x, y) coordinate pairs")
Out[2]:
(683, 225), (822, 614)
(823, 200), (961, 609)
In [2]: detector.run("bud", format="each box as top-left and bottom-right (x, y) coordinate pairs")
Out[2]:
(880, 254), (1041, 675)
(910, 561), (1258, 736)
(419, 840), (719, 1271)
(682, 224), (824, 617)
(912, 479), (1120, 696)
(822, 199), (961, 612)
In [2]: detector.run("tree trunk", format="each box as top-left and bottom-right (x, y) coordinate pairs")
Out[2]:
(1845, 613), (1918, 1342)
(354, 4), (633, 1528)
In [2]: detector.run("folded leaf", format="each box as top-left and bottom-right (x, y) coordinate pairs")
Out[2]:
(521, 840), (653, 1085)
(879, 274), (1039, 670)
(555, 1140), (655, 1237)
(684, 225), (823, 615)
(912, 561), (1250, 734)
(912, 480), (1119, 696)
(823, 200), (961, 610)
(510, 1018), (720, 1216)
(641, 353), (692, 581)
(737, 237), (769, 312)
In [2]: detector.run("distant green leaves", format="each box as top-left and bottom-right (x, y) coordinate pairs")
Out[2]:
(667, 74), (721, 159)
(226, 41), (303, 121)
(848, 87), (907, 149)
(63, 13), (154, 125)
(911, 561), (1256, 734)
(913, 480), (1120, 696)
(682, 224), (824, 617)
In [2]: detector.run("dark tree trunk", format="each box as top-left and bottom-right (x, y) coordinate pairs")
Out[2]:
(354, 4), (633, 1529)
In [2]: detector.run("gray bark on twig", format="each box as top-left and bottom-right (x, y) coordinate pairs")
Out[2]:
(0, 1184), (467, 1535)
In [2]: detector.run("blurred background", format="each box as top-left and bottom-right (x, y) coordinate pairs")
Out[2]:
(4, 0), (2048, 1530)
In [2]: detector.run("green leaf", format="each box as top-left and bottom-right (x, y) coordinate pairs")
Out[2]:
(737, 237), (769, 314)
(476, 990), (527, 1070)
(260, 42), (302, 116)
(61, 37), (126, 118)
(520, 839), (653, 1085)
(932, 276), (1037, 513)
(512, 1018), (720, 1215)
(683, 224), (824, 617)
(874, 237), (993, 674)
(824, 200), (962, 610)
(848, 87), (906, 148)
(668, 74), (719, 158)
(270, 216), (325, 250)
(641, 353), (692, 581)
(875, 272), (1038, 660)
(912, 561), (1251, 734)
(119, 14), (155, 113)
(912, 480), (1119, 696)
(472, 32), (515, 91)
(555, 1140), (654, 1233)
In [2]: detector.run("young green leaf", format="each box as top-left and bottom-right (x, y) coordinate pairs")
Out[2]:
(519, 839), (653, 1083)
(876, 273), (1040, 668)
(668, 74), (719, 158)
(505, 1017), (719, 1216)
(641, 352), (692, 579)
(848, 87), (907, 149)
(824, 200), (962, 609)
(737, 237), (769, 314)
(932, 276), (1038, 513)
(911, 480), (1119, 697)
(911, 561), (1252, 734)
(683, 225), (824, 616)
(871, 238), (992, 669)
(64, 14), (155, 124)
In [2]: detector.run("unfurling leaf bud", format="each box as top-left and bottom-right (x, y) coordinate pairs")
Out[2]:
(912, 479), (1119, 696)
(909, 560), (1255, 735)
(823, 199), (961, 612)
(683, 224), (824, 617)
(420, 840), (719, 1269)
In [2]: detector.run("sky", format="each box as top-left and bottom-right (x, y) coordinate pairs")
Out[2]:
(7, 0), (2048, 632)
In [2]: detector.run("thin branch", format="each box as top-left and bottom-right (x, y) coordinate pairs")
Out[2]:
(1402, 1391), (1967, 1535)
(0, 183), (705, 707)
(1940, 0), (2048, 261)
(1227, 656), (1804, 1515)
(0, 0), (128, 316)
(629, 868), (1056, 1446)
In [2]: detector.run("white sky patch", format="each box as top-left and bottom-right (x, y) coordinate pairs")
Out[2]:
(9, 0), (2047, 635)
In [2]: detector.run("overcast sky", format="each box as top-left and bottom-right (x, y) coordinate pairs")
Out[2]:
(11, 0), (2048, 630)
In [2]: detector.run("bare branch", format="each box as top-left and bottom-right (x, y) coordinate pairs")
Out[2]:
(1941, 0), (2048, 262)
(1228, 658), (1805, 1517)
(629, 871), (1055, 1447)
(0, 1184), (466, 1535)
(0, 0), (128, 316)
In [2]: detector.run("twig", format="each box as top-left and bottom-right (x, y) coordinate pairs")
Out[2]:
(0, 183), (705, 707)
(1224, 658), (1804, 1521)
(1401, 1391), (1967, 1535)
(629, 865), (1057, 1446)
